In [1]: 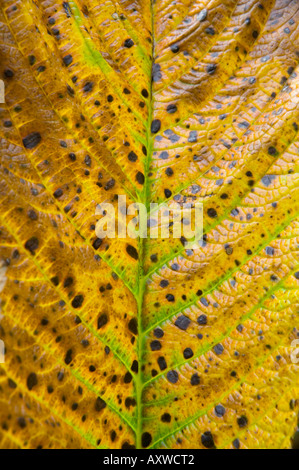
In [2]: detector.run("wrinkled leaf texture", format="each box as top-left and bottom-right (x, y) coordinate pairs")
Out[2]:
(0, 0), (299, 450)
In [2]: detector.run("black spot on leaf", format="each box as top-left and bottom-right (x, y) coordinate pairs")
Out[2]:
(24, 237), (39, 254)
(128, 318), (138, 335)
(166, 104), (177, 113)
(158, 357), (167, 370)
(201, 431), (215, 448)
(72, 295), (84, 309)
(23, 132), (41, 149)
(237, 415), (248, 428)
(97, 314), (108, 329)
(124, 38), (134, 48)
(213, 343), (224, 355)
(126, 244), (138, 260)
(63, 54), (73, 66)
(191, 373), (200, 385)
(64, 349), (73, 365)
(95, 397), (106, 412)
(27, 373), (38, 391)
(174, 315), (190, 330)
(142, 432), (152, 448)
(167, 370), (179, 383)
(151, 119), (161, 133)
(150, 340), (162, 351)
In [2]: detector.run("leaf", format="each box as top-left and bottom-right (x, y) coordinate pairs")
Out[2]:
(0, 0), (299, 450)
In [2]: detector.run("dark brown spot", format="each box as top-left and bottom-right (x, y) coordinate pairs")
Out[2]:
(95, 397), (106, 411)
(64, 349), (73, 365)
(128, 318), (138, 335)
(142, 432), (152, 448)
(150, 340), (162, 351)
(93, 238), (102, 250)
(207, 208), (217, 218)
(167, 370), (179, 383)
(161, 413), (171, 423)
(23, 132), (41, 149)
(190, 373), (200, 385)
(136, 171), (145, 184)
(124, 38), (134, 48)
(237, 415), (248, 428)
(18, 417), (26, 429)
(201, 431), (215, 448)
(8, 378), (17, 389)
(24, 237), (39, 254)
(126, 244), (138, 260)
(174, 315), (190, 330)
(151, 119), (161, 133)
(27, 373), (38, 391)
(63, 54), (73, 66)
(72, 295), (84, 309)
(128, 151), (138, 162)
(97, 314), (108, 329)
(166, 104), (177, 113)
(158, 357), (167, 370)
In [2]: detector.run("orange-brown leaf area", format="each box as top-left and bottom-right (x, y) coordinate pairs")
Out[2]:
(0, 0), (299, 449)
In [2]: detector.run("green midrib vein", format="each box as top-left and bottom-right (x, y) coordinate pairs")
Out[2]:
(135, 0), (155, 450)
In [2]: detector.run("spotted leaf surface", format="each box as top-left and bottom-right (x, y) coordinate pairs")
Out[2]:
(0, 0), (299, 450)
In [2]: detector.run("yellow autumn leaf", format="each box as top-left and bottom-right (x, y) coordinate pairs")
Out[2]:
(0, 0), (299, 450)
